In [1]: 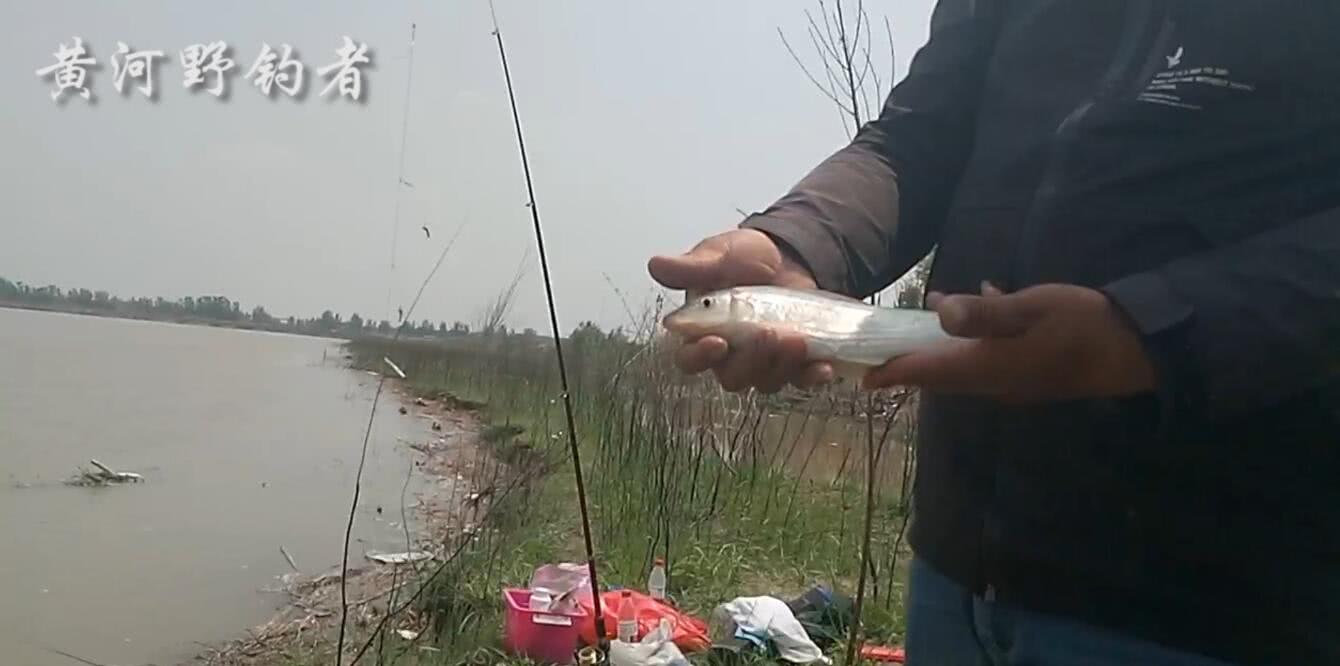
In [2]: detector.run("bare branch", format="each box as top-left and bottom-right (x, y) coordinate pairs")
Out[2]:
(834, 0), (853, 63)
(855, 51), (876, 121)
(857, 11), (880, 121)
(779, 0), (898, 139)
(809, 23), (852, 137)
(885, 15), (897, 97)
(854, 8), (876, 91)
(833, 105), (855, 141)
(779, 27), (852, 112)
(866, 56), (881, 120)
(833, 0), (865, 130)
(818, 1), (845, 69)
(809, 25), (854, 114)
(857, 9), (879, 89)
(851, 0), (866, 61)
(804, 9), (843, 63)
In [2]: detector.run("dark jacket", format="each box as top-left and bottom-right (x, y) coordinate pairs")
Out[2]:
(742, 1), (1340, 663)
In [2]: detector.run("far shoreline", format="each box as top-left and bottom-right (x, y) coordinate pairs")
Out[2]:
(0, 302), (350, 341)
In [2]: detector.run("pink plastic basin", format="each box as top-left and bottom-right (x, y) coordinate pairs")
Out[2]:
(502, 588), (587, 665)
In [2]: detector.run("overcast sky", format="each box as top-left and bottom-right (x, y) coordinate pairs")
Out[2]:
(1, 1), (936, 333)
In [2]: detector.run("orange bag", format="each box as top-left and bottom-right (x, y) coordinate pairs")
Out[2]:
(577, 590), (711, 653)
(860, 644), (907, 663)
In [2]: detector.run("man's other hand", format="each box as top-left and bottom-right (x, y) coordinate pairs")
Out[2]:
(647, 229), (833, 393)
(863, 283), (1157, 402)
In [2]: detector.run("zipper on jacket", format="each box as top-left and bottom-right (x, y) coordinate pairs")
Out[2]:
(979, 0), (1170, 603)
(1009, 0), (1167, 288)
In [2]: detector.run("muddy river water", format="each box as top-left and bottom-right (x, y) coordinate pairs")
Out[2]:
(0, 308), (431, 666)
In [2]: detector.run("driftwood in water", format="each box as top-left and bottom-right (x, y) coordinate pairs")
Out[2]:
(65, 459), (145, 486)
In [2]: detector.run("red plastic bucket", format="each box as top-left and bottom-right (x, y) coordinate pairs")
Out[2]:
(502, 588), (587, 665)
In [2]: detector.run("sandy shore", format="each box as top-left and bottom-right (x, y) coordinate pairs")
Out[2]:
(195, 381), (495, 666)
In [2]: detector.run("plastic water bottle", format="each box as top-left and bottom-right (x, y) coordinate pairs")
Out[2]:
(648, 558), (667, 601)
(617, 590), (638, 642)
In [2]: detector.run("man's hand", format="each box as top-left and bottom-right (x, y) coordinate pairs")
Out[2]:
(863, 283), (1157, 402)
(648, 228), (833, 393)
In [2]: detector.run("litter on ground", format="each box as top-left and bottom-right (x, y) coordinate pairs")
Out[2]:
(365, 550), (434, 565)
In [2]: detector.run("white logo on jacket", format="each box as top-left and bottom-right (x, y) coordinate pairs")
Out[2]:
(1165, 46), (1184, 68)
(1137, 44), (1254, 111)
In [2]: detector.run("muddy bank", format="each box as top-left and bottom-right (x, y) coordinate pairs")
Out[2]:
(196, 381), (500, 666)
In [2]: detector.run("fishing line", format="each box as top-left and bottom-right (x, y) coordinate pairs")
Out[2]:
(347, 433), (551, 664)
(336, 220), (466, 666)
(383, 23), (419, 324)
(487, 0), (609, 648)
(337, 18), (426, 664)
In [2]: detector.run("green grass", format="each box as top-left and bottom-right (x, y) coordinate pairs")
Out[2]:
(339, 331), (917, 665)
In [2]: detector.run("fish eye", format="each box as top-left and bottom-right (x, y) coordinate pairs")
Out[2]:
(701, 298), (712, 308)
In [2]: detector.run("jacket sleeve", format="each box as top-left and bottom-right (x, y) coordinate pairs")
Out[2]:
(741, 0), (1001, 298)
(1102, 205), (1340, 423)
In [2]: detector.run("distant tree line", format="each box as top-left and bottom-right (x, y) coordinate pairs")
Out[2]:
(0, 276), (484, 340)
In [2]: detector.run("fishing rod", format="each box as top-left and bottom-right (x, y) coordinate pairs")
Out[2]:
(487, 0), (609, 652)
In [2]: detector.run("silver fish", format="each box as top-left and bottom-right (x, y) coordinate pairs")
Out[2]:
(662, 286), (957, 378)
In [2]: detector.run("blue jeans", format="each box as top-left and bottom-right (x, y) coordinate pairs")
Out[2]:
(905, 557), (1236, 666)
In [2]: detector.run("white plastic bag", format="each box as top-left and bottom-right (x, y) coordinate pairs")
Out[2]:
(527, 562), (592, 614)
(609, 619), (689, 666)
(715, 595), (831, 664)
